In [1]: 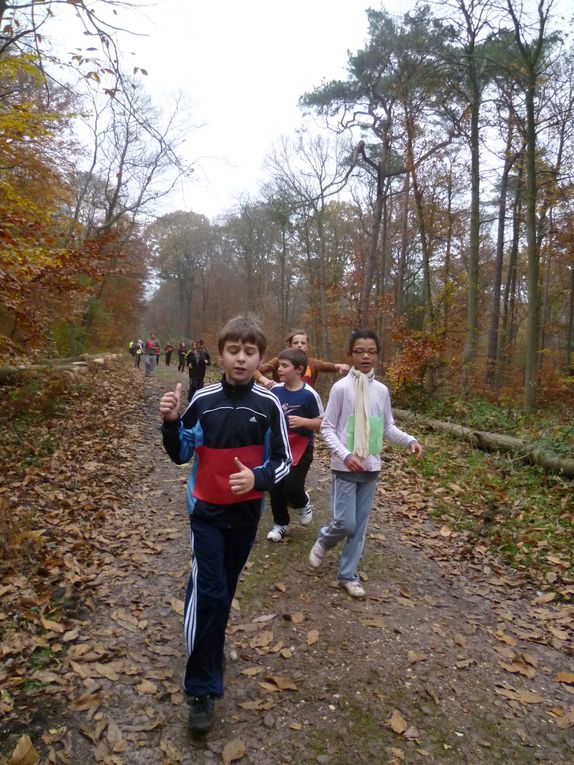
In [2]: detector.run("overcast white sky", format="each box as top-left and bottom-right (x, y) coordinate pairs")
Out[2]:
(51, 0), (570, 220)
(127, 0), (413, 219)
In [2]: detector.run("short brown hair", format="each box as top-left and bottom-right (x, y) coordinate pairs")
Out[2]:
(217, 315), (267, 354)
(277, 347), (307, 371)
(286, 328), (307, 345)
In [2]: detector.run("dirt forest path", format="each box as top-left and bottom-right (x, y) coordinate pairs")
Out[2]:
(12, 361), (572, 765)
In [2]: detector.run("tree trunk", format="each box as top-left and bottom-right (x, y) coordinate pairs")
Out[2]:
(505, 0), (549, 409)
(539, 223), (552, 356)
(395, 172), (410, 317)
(463, 85), (481, 373)
(316, 212), (331, 358)
(443, 166), (454, 337)
(498, 163), (523, 387)
(411, 169), (433, 329)
(523, 81), (541, 411)
(567, 257), (574, 373)
(376, 181), (390, 358)
(394, 409), (574, 478)
(486, 127), (517, 387)
(279, 225), (288, 334)
(405, 121), (433, 329)
(360, 180), (384, 326)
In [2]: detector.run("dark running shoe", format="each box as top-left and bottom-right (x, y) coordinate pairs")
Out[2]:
(188, 695), (215, 735)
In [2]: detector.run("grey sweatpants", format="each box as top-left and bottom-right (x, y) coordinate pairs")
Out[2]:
(144, 354), (155, 376)
(317, 472), (378, 584)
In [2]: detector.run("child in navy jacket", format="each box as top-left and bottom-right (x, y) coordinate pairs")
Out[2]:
(160, 316), (291, 735)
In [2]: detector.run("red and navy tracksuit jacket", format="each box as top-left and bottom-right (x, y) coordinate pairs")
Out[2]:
(161, 376), (292, 527)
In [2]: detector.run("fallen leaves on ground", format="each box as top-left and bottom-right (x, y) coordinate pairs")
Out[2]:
(5, 735), (39, 765)
(386, 709), (408, 735)
(306, 629), (320, 645)
(222, 738), (246, 764)
(494, 686), (545, 704)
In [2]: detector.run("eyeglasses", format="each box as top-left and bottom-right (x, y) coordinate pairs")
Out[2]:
(352, 348), (378, 356)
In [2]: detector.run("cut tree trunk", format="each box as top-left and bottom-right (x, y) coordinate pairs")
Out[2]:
(394, 408), (574, 478)
(0, 354), (122, 385)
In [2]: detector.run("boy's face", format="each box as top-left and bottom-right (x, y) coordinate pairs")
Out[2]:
(278, 359), (301, 384)
(349, 338), (379, 374)
(288, 334), (308, 351)
(220, 340), (261, 385)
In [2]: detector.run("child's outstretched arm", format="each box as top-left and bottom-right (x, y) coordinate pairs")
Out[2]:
(313, 358), (350, 376)
(254, 358), (279, 389)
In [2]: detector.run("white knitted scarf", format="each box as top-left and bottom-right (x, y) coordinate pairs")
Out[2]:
(351, 367), (374, 459)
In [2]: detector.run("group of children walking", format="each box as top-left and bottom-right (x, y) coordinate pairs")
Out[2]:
(130, 336), (212, 397)
(159, 317), (423, 736)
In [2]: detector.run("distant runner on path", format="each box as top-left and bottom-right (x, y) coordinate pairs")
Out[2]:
(134, 340), (143, 368)
(177, 340), (187, 372)
(144, 332), (160, 376)
(185, 339), (211, 402)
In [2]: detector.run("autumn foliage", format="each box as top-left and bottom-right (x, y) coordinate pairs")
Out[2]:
(0, 57), (80, 345)
(0, 47), (161, 356)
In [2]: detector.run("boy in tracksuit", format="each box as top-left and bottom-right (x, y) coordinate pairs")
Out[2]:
(266, 347), (324, 542)
(159, 316), (291, 735)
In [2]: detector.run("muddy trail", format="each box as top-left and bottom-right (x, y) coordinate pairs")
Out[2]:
(2, 361), (573, 765)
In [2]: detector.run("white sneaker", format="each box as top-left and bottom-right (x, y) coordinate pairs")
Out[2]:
(308, 541), (326, 568)
(341, 581), (366, 599)
(267, 524), (289, 542)
(296, 493), (313, 525)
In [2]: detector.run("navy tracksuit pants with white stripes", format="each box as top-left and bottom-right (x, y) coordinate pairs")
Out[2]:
(183, 517), (258, 698)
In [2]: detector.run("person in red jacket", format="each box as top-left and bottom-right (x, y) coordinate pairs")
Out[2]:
(144, 332), (160, 376)
(164, 342), (174, 366)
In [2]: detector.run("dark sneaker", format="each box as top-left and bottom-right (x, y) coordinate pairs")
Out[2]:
(188, 695), (215, 735)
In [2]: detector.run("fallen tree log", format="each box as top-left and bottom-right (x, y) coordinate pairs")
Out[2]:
(394, 408), (574, 479)
(0, 354), (122, 385)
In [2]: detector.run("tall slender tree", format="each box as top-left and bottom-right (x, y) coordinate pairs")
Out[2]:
(505, 0), (559, 409)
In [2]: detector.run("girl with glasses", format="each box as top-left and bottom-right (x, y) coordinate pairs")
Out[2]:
(308, 329), (423, 598)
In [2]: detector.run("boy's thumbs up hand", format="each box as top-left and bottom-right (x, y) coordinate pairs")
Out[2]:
(159, 382), (182, 421)
(229, 457), (255, 495)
